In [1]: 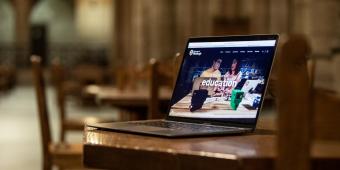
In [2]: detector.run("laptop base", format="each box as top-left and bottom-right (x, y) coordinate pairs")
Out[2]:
(88, 120), (251, 138)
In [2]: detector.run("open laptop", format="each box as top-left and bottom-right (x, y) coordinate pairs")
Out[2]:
(88, 34), (279, 137)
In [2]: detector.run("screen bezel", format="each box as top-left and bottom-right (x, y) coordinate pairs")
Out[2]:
(165, 34), (279, 130)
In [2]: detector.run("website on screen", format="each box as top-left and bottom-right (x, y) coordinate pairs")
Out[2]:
(169, 40), (276, 123)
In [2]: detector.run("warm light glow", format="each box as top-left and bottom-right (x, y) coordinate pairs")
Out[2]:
(75, 0), (113, 44)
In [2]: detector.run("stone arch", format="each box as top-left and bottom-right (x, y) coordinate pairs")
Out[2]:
(30, 0), (76, 44)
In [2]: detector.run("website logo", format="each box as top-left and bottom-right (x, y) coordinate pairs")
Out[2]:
(189, 50), (202, 56)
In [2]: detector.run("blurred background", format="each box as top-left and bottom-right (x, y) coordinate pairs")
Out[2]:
(0, 0), (339, 169)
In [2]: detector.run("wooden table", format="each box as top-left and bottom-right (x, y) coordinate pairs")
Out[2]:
(83, 85), (173, 119)
(83, 116), (340, 170)
(83, 85), (172, 106)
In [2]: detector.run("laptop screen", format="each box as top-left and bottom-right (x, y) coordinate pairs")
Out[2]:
(168, 35), (278, 125)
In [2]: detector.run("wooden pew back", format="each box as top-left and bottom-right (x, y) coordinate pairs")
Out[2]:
(31, 55), (52, 165)
(275, 34), (340, 170)
(276, 35), (312, 170)
(148, 53), (182, 119)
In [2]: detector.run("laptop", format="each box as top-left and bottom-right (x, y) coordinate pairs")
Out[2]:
(88, 34), (279, 137)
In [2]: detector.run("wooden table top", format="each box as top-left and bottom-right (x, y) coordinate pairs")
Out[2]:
(83, 116), (340, 170)
(83, 85), (172, 106)
(84, 116), (276, 155)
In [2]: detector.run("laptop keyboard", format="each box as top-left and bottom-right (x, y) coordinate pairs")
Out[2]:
(130, 120), (237, 132)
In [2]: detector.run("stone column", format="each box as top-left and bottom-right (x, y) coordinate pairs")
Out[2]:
(269, 0), (290, 34)
(193, 0), (212, 36)
(130, 0), (145, 68)
(284, 0), (340, 55)
(290, 0), (311, 34)
(174, 0), (194, 52)
(250, 0), (270, 33)
(113, 0), (133, 66)
(114, 0), (176, 66)
(12, 0), (33, 66)
(307, 0), (340, 55)
(208, 0), (270, 34)
(143, 0), (176, 60)
(219, 0), (238, 19)
(175, 0), (212, 52)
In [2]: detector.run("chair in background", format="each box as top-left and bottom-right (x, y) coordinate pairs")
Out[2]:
(98, 63), (150, 121)
(276, 35), (340, 170)
(50, 59), (82, 97)
(173, 52), (182, 87)
(31, 55), (83, 170)
(148, 58), (161, 119)
(0, 65), (16, 91)
(114, 65), (146, 91)
(148, 53), (182, 119)
(72, 64), (106, 87)
(51, 58), (115, 142)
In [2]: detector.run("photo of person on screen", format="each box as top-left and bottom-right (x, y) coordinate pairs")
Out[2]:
(200, 59), (222, 80)
(214, 58), (242, 97)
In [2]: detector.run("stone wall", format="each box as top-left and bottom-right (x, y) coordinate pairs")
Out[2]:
(1, 0), (340, 70)
(0, 0), (14, 43)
